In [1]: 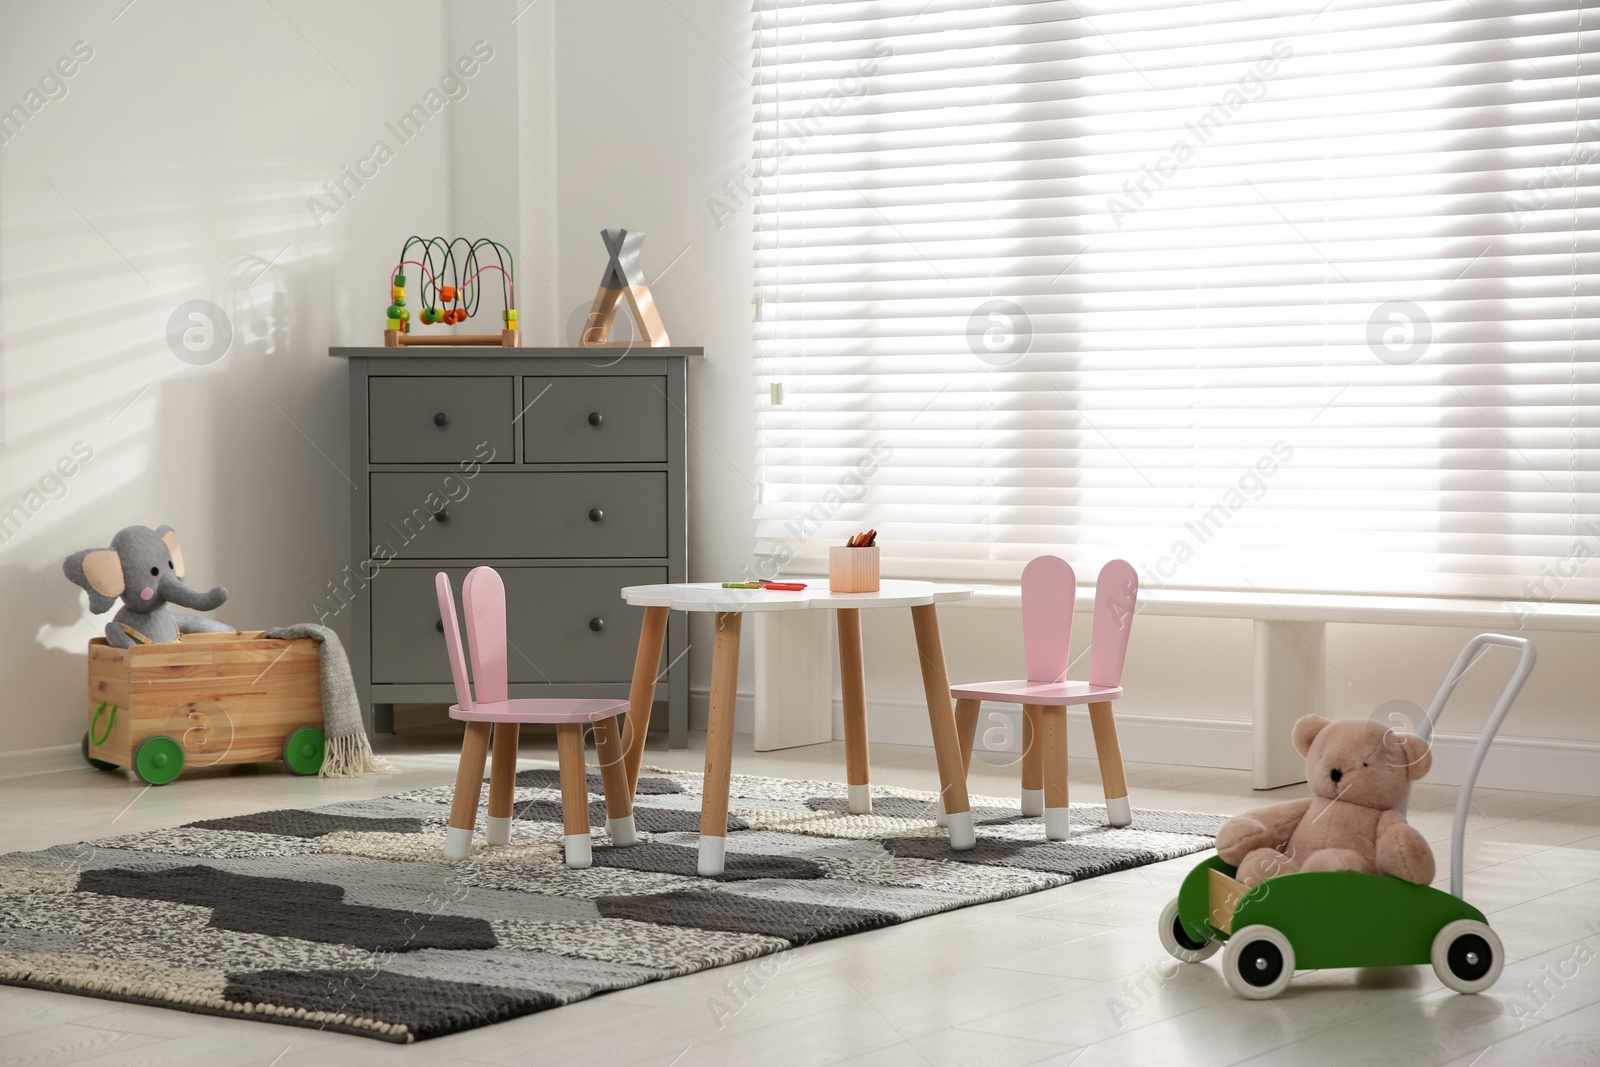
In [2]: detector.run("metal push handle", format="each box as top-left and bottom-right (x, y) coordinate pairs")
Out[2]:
(1412, 633), (1537, 899)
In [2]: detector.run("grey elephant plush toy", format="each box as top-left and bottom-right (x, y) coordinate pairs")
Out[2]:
(64, 525), (234, 648)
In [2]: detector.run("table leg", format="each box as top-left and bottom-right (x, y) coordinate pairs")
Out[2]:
(837, 608), (872, 814)
(699, 611), (743, 876)
(624, 605), (670, 795)
(486, 722), (519, 845)
(1021, 704), (1044, 816)
(1038, 703), (1070, 840)
(909, 604), (975, 851)
(1254, 620), (1321, 790)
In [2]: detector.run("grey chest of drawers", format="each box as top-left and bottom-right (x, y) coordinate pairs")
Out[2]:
(331, 347), (695, 748)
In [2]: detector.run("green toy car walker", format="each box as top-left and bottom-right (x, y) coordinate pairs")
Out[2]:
(1158, 633), (1536, 999)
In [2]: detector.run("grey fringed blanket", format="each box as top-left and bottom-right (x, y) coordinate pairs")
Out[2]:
(262, 623), (394, 778)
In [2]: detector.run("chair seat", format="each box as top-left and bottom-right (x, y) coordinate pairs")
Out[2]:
(449, 697), (629, 724)
(949, 679), (1123, 706)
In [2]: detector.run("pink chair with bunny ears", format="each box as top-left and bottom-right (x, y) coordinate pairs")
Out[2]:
(950, 557), (1139, 840)
(436, 566), (637, 868)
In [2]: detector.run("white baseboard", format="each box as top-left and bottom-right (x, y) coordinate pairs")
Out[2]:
(0, 743), (82, 780)
(689, 688), (1600, 798)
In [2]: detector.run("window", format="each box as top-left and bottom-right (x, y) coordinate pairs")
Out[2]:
(751, 0), (1598, 601)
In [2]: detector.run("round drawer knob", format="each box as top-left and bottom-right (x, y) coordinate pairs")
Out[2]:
(433, 412), (448, 428)
(588, 508), (604, 523)
(433, 509), (450, 524)
(589, 617), (605, 632)
(588, 411), (603, 427)
(435, 619), (445, 633)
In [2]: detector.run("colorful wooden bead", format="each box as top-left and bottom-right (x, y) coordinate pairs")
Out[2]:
(392, 285), (405, 301)
(440, 285), (457, 302)
(421, 308), (440, 324)
(395, 272), (407, 287)
(386, 303), (404, 319)
(503, 309), (518, 324)
(388, 317), (402, 331)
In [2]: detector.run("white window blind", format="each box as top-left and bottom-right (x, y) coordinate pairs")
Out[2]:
(751, 0), (1599, 601)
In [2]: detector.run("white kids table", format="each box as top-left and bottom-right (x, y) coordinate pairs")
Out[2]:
(617, 579), (976, 875)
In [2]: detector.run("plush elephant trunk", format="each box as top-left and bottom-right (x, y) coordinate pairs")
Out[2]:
(158, 573), (228, 612)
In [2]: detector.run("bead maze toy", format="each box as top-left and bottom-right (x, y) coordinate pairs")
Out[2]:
(1158, 633), (1537, 999)
(384, 236), (520, 347)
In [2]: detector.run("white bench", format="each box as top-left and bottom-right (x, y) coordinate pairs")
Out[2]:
(753, 586), (1600, 789)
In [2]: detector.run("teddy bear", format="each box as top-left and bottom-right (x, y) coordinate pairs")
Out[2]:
(1215, 714), (1435, 889)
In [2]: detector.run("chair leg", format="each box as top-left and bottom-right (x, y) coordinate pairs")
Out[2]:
(837, 608), (872, 815)
(1088, 700), (1132, 827)
(910, 604), (974, 851)
(1021, 704), (1044, 817)
(593, 714), (637, 846)
(556, 723), (593, 869)
(445, 721), (493, 860)
(1037, 703), (1070, 840)
(954, 698), (980, 775)
(486, 722), (519, 846)
(699, 612), (743, 876)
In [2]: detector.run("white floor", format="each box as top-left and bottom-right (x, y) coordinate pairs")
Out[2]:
(3, 728), (1599, 1067)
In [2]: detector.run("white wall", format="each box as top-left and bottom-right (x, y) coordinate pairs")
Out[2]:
(6, 1), (1594, 793)
(0, 0), (485, 753)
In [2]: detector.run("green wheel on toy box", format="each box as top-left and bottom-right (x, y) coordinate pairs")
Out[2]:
(81, 731), (119, 772)
(283, 727), (325, 776)
(133, 735), (184, 785)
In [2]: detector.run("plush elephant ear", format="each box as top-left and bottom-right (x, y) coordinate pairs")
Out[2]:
(64, 549), (123, 614)
(157, 525), (186, 578)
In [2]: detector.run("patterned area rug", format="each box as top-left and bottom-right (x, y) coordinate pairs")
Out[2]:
(0, 767), (1223, 1043)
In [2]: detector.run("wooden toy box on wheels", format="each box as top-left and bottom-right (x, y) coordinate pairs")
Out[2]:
(82, 631), (325, 784)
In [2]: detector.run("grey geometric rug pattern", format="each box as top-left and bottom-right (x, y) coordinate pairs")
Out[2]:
(0, 767), (1224, 1043)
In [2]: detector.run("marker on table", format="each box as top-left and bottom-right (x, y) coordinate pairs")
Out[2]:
(720, 581), (808, 591)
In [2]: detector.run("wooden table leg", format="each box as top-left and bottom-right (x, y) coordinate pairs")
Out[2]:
(593, 714), (637, 845)
(699, 611), (743, 876)
(837, 608), (872, 814)
(1037, 702), (1070, 840)
(624, 605), (670, 795)
(486, 722), (519, 846)
(1088, 700), (1132, 827)
(445, 720), (492, 861)
(909, 603), (975, 850)
(556, 722), (593, 868)
(1021, 704), (1044, 816)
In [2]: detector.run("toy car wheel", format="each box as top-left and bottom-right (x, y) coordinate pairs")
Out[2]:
(1431, 919), (1503, 994)
(1159, 897), (1219, 962)
(81, 732), (120, 772)
(282, 727), (325, 776)
(133, 735), (184, 786)
(1223, 924), (1296, 999)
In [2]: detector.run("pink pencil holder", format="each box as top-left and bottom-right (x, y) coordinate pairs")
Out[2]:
(829, 546), (880, 593)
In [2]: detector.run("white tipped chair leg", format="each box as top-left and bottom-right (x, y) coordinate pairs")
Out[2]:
(484, 815), (512, 846)
(848, 783), (872, 815)
(444, 825), (473, 861)
(946, 810), (976, 851)
(1021, 787), (1044, 817)
(698, 835), (727, 877)
(606, 814), (638, 847)
(563, 833), (593, 869)
(1044, 807), (1071, 841)
(1105, 795), (1132, 828)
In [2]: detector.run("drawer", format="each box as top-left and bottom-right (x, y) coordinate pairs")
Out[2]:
(369, 376), (514, 464)
(522, 376), (667, 463)
(370, 471), (667, 560)
(370, 566), (666, 684)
